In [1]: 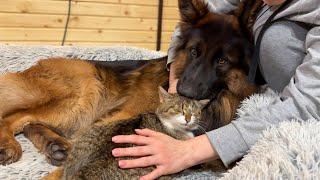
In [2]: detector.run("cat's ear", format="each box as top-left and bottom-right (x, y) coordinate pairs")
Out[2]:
(158, 86), (172, 103)
(198, 99), (210, 109)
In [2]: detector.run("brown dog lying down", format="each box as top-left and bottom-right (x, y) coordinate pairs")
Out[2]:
(0, 0), (261, 170)
(0, 57), (169, 165)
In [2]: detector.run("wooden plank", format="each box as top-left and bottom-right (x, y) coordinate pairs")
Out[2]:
(66, 42), (157, 50)
(163, 19), (179, 31)
(52, 0), (155, 6)
(0, 13), (178, 31)
(0, 0), (179, 19)
(120, 0), (158, 6)
(163, 6), (179, 19)
(70, 0), (119, 3)
(0, 28), (173, 42)
(120, 0), (177, 7)
(161, 43), (170, 51)
(52, 0), (177, 7)
(3, 41), (157, 50)
(3, 41), (170, 52)
(165, 0), (178, 7)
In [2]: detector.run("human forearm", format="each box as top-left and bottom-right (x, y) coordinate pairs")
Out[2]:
(185, 134), (219, 166)
(207, 97), (300, 166)
(168, 63), (179, 94)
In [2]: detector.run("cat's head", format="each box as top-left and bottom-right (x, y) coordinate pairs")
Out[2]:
(156, 87), (209, 136)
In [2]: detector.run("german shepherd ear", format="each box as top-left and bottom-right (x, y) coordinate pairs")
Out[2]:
(178, 0), (209, 24)
(229, 0), (264, 42)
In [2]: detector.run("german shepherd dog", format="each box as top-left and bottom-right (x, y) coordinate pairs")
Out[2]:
(0, 0), (262, 167)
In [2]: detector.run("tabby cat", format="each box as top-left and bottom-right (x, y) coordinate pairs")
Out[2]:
(48, 87), (224, 180)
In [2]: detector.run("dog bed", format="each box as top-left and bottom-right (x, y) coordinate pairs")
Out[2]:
(0, 45), (319, 180)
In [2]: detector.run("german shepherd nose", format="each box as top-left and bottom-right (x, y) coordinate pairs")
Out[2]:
(177, 82), (198, 99)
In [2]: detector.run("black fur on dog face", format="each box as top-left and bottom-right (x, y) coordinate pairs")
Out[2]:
(175, 0), (253, 100)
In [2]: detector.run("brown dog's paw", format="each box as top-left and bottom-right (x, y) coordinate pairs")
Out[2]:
(0, 139), (22, 165)
(45, 138), (71, 166)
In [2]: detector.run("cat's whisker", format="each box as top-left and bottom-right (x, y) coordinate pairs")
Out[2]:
(193, 122), (207, 134)
(197, 121), (208, 127)
(198, 127), (207, 134)
(196, 121), (208, 129)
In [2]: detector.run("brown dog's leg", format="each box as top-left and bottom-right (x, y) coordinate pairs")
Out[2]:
(0, 95), (101, 165)
(23, 123), (71, 166)
(0, 127), (22, 165)
(0, 115), (39, 165)
(43, 168), (63, 180)
(0, 103), (81, 166)
(0, 73), (52, 120)
(0, 73), (53, 165)
(0, 74), (98, 165)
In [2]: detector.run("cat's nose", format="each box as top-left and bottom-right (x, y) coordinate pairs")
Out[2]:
(185, 114), (191, 123)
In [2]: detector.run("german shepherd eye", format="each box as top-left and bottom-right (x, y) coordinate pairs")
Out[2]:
(218, 58), (229, 65)
(190, 47), (200, 59)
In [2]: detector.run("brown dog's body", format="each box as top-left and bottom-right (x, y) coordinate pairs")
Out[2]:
(0, 57), (169, 165)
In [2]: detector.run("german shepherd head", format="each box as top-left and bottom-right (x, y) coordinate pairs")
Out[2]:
(173, 0), (258, 100)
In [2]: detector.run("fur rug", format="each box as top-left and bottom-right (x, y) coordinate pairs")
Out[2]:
(0, 45), (319, 180)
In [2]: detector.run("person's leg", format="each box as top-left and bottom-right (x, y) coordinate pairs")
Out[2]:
(258, 21), (309, 92)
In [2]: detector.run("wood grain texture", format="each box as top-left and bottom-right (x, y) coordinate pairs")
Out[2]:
(0, 0), (179, 19)
(0, 13), (178, 31)
(0, 28), (173, 42)
(0, 0), (179, 50)
(2, 41), (158, 49)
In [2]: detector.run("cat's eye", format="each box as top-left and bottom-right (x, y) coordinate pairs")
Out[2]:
(218, 57), (229, 65)
(168, 108), (176, 113)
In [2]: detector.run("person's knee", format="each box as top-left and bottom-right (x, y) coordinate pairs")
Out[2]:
(259, 21), (308, 92)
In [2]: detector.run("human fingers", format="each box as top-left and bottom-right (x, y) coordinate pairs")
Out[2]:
(118, 156), (157, 169)
(112, 146), (152, 157)
(140, 167), (164, 180)
(134, 129), (160, 137)
(112, 134), (150, 145)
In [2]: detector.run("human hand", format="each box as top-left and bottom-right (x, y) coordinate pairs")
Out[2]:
(112, 129), (193, 180)
(168, 78), (178, 94)
(112, 129), (218, 180)
(168, 61), (179, 94)
(263, 0), (285, 5)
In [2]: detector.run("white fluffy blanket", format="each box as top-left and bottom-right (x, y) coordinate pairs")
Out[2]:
(0, 45), (319, 180)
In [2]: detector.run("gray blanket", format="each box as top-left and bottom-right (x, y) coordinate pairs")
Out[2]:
(0, 45), (319, 180)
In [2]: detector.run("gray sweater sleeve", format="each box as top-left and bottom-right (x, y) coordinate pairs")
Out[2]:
(206, 26), (320, 167)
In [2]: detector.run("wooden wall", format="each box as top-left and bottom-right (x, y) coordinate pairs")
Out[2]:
(0, 0), (180, 51)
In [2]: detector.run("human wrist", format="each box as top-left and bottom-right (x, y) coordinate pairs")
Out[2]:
(263, 0), (285, 5)
(184, 135), (218, 167)
(168, 65), (178, 94)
